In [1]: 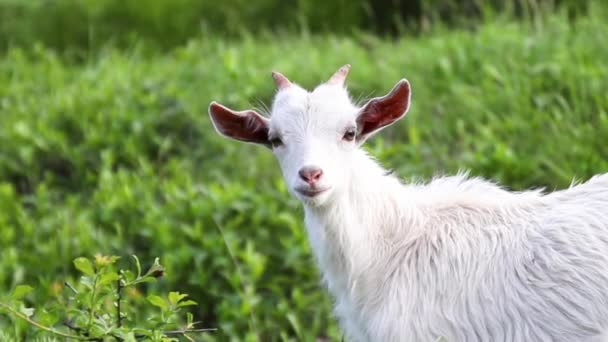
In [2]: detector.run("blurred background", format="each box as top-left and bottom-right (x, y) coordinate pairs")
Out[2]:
(0, 0), (606, 340)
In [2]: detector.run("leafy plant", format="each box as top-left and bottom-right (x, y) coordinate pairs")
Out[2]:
(0, 255), (214, 341)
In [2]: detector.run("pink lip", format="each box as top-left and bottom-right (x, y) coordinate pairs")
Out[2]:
(296, 187), (329, 197)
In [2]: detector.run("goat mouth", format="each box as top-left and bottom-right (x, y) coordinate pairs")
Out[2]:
(296, 187), (330, 198)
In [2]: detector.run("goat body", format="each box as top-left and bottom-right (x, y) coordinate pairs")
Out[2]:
(306, 149), (608, 341)
(209, 65), (608, 341)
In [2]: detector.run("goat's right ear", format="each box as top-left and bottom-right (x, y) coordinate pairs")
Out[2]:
(356, 79), (411, 143)
(208, 102), (270, 146)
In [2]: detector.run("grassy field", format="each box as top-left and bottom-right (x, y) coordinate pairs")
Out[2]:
(1, 2), (607, 340)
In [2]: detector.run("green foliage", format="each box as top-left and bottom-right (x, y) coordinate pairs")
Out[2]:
(0, 255), (211, 341)
(0, 0), (595, 52)
(0, 2), (607, 341)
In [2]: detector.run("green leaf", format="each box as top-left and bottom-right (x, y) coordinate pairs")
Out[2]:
(99, 271), (120, 286)
(112, 329), (138, 342)
(130, 276), (157, 286)
(123, 332), (138, 342)
(168, 291), (188, 306)
(131, 328), (152, 337)
(37, 308), (59, 326)
(79, 275), (94, 290)
(132, 255), (142, 278)
(89, 324), (106, 338)
(186, 312), (194, 327)
(19, 304), (35, 318)
(143, 257), (165, 279)
(11, 285), (33, 300)
(73, 257), (95, 276)
(147, 295), (167, 310)
(120, 270), (136, 284)
(286, 312), (301, 338)
(177, 300), (198, 308)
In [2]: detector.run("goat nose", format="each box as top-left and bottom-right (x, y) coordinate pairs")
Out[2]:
(299, 166), (323, 185)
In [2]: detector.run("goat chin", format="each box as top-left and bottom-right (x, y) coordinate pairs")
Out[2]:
(302, 152), (608, 342)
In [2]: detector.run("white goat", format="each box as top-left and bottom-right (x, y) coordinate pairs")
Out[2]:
(208, 65), (608, 342)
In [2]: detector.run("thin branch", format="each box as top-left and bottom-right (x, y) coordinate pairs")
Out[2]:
(116, 279), (123, 328)
(64, 281), (79, 294)
(0, 302), (88, 340)
(86, 274), (100, 335)
(63, 320), (103, 342)
(163, 328), (218, 336)
(131, 328), (217, 340)
(63, 319), (83, 333)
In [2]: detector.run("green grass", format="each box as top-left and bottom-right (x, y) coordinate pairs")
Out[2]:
(1, 0), (590, 52)
(1, 3), (607, 340)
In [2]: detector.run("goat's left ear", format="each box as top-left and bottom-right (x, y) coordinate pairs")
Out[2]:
(356, 79), (411, 143)
(208, 102), (270, 146)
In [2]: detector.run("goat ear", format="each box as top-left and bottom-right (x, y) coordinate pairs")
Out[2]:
(356, 79), (411, 143)
(208, 102), (270, 146)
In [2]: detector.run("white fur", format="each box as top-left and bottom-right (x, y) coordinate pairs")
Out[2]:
(211, 74), (608, 341)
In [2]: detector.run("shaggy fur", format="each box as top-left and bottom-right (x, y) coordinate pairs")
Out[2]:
(307, 155), (608, 341)
(209, 66), (608, 341)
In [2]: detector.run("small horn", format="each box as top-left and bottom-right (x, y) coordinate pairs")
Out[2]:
(271, 71), (292, 90)
(327, 64), (351, 86)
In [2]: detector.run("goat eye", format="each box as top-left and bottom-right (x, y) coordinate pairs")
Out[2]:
(269, 137), (283, 148)
(342, 128), (356, 142)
